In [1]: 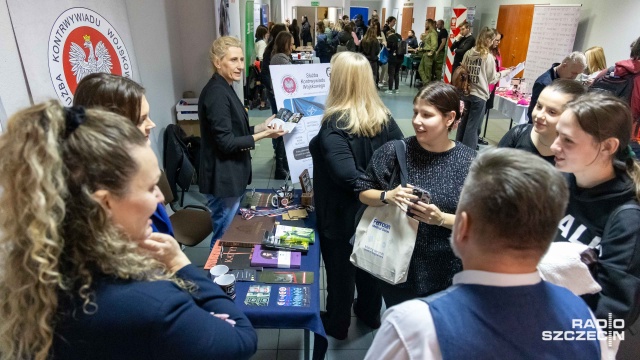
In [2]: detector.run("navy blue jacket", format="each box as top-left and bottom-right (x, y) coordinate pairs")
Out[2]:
(151, 203), (174, 236)
(528, 62), (560, 122)
(52, 265), (257, 359)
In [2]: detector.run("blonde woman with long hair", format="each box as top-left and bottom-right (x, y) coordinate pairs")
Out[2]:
(584, 46), (607, 76)
(0, 101), (257, 360)
(456, 27), (513, 149)
(309, 51), (404, 339)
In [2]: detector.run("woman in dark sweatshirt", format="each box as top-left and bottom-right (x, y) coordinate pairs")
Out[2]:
(551, 92), (640, 343)
(360, 26), (381, 89)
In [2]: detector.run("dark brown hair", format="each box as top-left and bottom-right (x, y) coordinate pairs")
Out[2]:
(73, 73), (145, 126)
(546, 78), (587, 99)
(255, 25), (268, 41)
(458, 21), (470, 30)
(317, 21), (325, 33)
(414, 81), (462, 131)
(265, 23), (288, 58)
(343, 23), (353, 33)
(272, 31), (294, 56)
(565, 92), (640, 200)
(631, 36), (640, 60)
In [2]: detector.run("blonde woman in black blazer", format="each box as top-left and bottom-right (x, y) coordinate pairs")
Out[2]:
(199, 36), (286, 250)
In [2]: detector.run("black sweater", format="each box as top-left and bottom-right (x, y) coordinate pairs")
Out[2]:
(554, 171), (640, 327)
(497, 124), (555, 164)
(309, 113), (403, 241)
(356, 138), (476, 294)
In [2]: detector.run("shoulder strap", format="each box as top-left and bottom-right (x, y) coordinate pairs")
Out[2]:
(390, 140), (408, 187)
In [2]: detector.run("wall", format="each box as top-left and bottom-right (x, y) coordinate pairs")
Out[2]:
(351, 0), (382, 16)
(125, 0), (185, 160)
(462, 0), (640, 67)
(283, 0), (348, 23)
(0, 0), (31, 116)
(379, 0), (451, 39)
(177, 0), (216, 98)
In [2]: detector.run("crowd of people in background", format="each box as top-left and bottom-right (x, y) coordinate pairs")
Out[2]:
(1, 5), (640, 358)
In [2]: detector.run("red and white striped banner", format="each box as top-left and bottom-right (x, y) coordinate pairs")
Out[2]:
(444, 6), (467, 84)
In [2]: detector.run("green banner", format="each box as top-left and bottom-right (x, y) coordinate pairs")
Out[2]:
(245, 1), (254, 70)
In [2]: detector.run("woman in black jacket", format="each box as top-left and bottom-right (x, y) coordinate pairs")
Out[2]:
(300, 16), (312, 46)
(289, 19), (300, 49)
(551, 93), (640, 351)
(309, 52), (403, 340)
(360, 26), (381, 89)
(199, 36), (286, 250)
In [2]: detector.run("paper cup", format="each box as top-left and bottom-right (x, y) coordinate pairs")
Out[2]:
(214, 274), (236, 299)
(209, 265), (229, 280)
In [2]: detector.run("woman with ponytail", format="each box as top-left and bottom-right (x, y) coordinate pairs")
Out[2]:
(551, 92), (640, 338)
(0, 101), (257, 360)
(73, 72), (174, 237)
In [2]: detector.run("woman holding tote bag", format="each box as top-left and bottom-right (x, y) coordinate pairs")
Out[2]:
(357, 82), (476, 308)
(309, 51), (403, 340)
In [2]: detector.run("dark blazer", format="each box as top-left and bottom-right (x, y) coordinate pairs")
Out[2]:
(52, 265), (257, 360)
(528, 63), (560, 122)
(451, 35), (475, 68)
(199, 74), (255, 197)
(309, 113), (404, 240)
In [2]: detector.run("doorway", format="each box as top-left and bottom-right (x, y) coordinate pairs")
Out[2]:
(401, 6), (413, 40)
(296, 6), (316, 46)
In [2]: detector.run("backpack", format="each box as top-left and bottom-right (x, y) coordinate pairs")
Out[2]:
(397, 40), (407, 56)
(590, 66), (636, 103)
(337, 32), (355, 52)
(590, 66), (640, 139)
(452, 65), (471, 96)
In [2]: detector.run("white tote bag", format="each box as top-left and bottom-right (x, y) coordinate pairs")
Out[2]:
(350, 140), (419, 285)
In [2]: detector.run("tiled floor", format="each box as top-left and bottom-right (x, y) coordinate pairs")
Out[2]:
(178, 76), (515, 360)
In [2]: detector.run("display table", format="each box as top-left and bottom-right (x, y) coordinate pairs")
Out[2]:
(208, 202), (327, 360)
(493, 94), (529, 128)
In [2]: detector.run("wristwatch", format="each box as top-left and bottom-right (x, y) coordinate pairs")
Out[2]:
(380, 191), (388, 204)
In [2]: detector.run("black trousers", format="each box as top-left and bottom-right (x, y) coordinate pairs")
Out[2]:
(378, 279), (441, 309)
(388, 60), (400, 90)
(320, 233), (382, 336)
(368, 60), (379, 87)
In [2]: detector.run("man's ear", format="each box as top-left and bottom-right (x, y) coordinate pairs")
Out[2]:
(453, 211), (470, 252)
(92, 189), (113, 214)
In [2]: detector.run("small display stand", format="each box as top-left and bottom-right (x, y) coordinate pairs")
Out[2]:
(299, 169), (313, 207)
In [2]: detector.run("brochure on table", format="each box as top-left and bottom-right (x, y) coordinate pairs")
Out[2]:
(270, 63), (331, 184)
(498, 61), (526, 88)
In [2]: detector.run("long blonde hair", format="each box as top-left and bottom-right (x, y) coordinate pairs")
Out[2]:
(323, 52), (390, 137)
(0, 101), (186, 360)
(585, 46), (607, 75)
(474, 27), (495, 57)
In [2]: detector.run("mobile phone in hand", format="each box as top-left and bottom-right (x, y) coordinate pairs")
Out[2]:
(411, 187), (431, 204)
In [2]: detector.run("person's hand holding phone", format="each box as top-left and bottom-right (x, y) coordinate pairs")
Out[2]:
(385, 184), (418, 208)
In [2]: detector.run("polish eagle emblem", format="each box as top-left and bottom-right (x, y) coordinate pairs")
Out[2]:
(283, 77), (297, 94)
(69, 35), (113, 82)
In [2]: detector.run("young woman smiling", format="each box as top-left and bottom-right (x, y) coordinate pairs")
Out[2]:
(498, 79), (586, 164)
(357, 82), (476, 307)
(551, 93), (640, 349)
